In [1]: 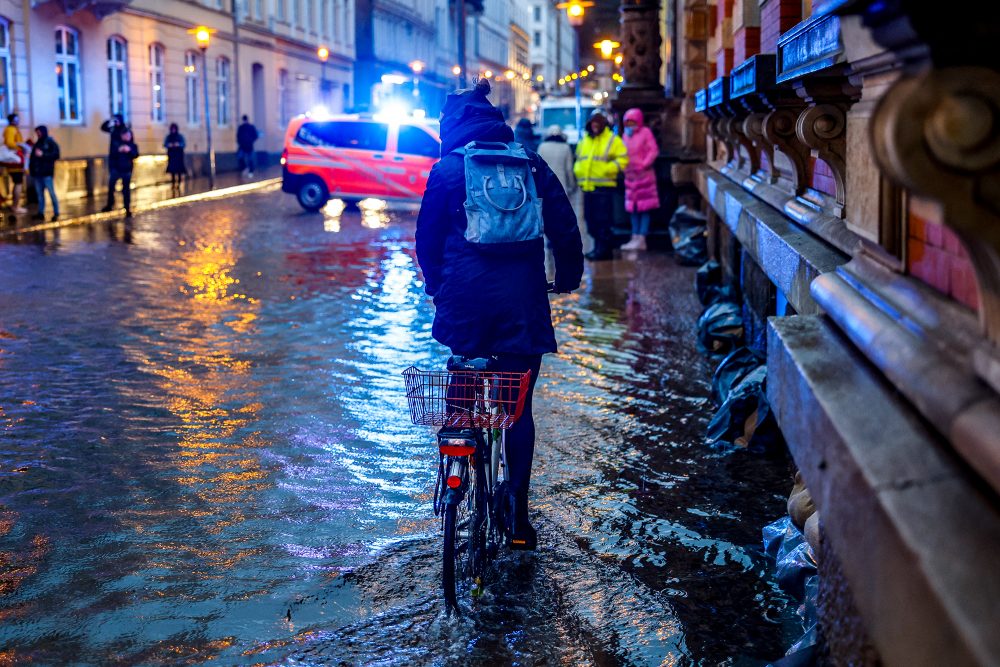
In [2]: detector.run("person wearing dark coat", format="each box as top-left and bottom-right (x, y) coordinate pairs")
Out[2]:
(102, 127), (139, 218)
(236, 116), (259, 176)
(415, 79), (583, 550)
(29, 125), (60, 222)
(164, 123), (186, 189)
(513, 117), (540, 153)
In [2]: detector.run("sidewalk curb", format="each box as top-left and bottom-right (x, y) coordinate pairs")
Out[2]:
(1, 177), (282, 237)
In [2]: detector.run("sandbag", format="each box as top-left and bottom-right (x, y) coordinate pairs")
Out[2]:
(711, 346), (762, 406)
(696, 301), (743, 358)
(706, 365), (785, 452)
(695, 260), (721, 304)
(669, 205), (708, 266)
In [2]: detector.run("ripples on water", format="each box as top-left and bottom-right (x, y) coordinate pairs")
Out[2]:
(0, 196), (797, 666)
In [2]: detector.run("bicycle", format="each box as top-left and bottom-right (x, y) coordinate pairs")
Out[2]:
(401, 355), (533, 611)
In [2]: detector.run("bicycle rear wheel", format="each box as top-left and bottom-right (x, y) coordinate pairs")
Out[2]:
(442, 501), (460, 611)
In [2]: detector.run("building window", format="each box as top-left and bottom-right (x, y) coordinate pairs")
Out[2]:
(55, 27), (82, 123)
(107, 36), (129, 119)
(278, 68), (290, 126)
(320, 0), (328, 38)
(149, 43), (165, 123)
(534, 31), (541, 47)
(0, 19), (12, 119)
(308, 0), (315, 30)
(255, 0), (263, 19)
(278, 0), (286, 21)
(533, 5), (541, 22)
(217, 56), (230, 126)
(185, 50), (199, 125)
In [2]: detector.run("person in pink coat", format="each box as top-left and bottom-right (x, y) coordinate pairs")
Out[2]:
(620, 108), (660, 250)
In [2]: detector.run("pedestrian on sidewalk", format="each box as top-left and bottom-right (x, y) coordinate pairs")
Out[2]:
(537, 125), (577, 198)
(416, 78), (583, 551)
(236, 116), (258, 177)
(620, 108), (660, 251)
(4, 114), (27, 214)
(29, 125), (60, 222)
(573, 110), (628, 261)
(102, 127), (139, 218)
(164, 123), (186, 190)
(514, 117), (540, 153)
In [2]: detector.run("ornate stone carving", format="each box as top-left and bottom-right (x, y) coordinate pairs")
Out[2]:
(796, 103), (848, 211)
(762, 106), (808, 192)
(872, 66), (1000, 343)
(620, 0), (664, 92)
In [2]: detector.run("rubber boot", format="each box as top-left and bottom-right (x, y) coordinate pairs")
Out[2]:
(621, 234), (642, 250)
(509, 491), (537, 551)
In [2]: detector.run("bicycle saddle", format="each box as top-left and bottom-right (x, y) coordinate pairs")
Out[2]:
(446, 355), (492, 372)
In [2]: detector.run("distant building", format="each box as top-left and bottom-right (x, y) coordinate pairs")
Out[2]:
(1, 0), (354, 199)
(527, 0), (574, 100)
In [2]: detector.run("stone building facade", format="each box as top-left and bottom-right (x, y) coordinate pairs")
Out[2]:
(669, 0), (1000, 662)
(4, 0), (354, 199)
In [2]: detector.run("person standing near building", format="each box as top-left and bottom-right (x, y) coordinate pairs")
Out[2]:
(514, 117), (540, 153)
(29, 126), (60, 222)
(4, 114), (27, 214)
(164, 123), (186, 190)
(573, 110), (628, 261)
(103, 126), (139, 218)
(236, 116), (258, 177)
(620, 108), (660, 251)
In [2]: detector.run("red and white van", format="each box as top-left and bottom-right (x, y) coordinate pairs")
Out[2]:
(281, 114), (441, 211)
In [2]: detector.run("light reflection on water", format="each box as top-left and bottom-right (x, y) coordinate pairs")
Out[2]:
(0, 193), (797, 665)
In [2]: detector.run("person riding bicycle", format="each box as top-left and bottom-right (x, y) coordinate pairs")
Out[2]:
(416, 79), (584, 551)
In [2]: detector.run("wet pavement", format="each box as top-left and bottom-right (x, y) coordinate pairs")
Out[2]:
(0, 191), (799, 665)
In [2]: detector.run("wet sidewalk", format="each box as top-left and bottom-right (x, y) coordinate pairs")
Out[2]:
(0, 166), (281, 237)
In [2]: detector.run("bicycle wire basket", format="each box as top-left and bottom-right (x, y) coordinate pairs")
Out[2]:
(401, 366), (532, 430)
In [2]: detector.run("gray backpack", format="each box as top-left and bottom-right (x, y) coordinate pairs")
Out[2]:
(455, 141), (543, 245)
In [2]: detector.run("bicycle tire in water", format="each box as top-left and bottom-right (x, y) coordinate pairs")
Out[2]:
(442, 501), (459, 611)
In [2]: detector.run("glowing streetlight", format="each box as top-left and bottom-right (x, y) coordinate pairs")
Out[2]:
(317, 46), (330, 62)
(556, 0), (593, 27)
(587, 64), (595, 72)
(409, 60), (425, 74)
(614, 53), (623, 66)
(187, 26), (217, 183)
(317, 46), (331, 105)
(452, 65), (462, 76)
(594, 39), (620, 60)
(555, 1), (593, 138)
(484, 69), (494, 78)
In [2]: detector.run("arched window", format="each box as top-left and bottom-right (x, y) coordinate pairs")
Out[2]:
(55, 26), (82, 123)
(278, 68), (288, 126)
(216, 56), (231, 126)
(185, 50), (199, 125)
(107, 36), (129, 119)
(0, 19), (12, 118)
(149, 43), (165, 123)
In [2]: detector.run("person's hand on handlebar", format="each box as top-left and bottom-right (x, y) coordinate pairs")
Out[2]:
(547, 281), (576, 294)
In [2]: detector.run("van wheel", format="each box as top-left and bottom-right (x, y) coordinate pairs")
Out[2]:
(297, 178), (329, 212)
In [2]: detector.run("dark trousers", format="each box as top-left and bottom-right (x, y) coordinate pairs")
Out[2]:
(583, 188), (615, 255)
(491, 354), (543, 497)
(106, 169), (133, 211)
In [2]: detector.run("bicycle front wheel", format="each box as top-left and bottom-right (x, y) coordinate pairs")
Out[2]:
(442, 501), (460, 611)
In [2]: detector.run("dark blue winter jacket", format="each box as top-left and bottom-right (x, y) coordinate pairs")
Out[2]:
(415, 88), (584, 357)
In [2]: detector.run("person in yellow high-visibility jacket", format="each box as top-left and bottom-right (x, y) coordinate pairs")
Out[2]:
(574, 111), (628, 260)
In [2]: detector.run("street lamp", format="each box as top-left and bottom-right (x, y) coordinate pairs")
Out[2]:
(594, 39), (621, 60)
(188, 26), (216, 185)
(317, 45), (330, 105)
(409, 60), (425, 111)
(556, 1), (593, 139)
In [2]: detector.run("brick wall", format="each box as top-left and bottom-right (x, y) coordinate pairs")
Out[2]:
(715, 0), (735, 77)
(760, 0), (802, 54)
(810, 157), (837, 197)
(734, 25), (760, 63)
(907, 197), (980, 311)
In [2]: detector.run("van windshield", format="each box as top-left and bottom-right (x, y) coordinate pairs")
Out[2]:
(540, 106), (596, 129)
(295, 121), (388, 151)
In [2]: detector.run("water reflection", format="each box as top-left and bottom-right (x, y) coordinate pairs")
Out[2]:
(0, 192), (797, 665)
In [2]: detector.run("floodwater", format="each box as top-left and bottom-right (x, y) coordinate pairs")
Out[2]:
(0, 191), (798, 666)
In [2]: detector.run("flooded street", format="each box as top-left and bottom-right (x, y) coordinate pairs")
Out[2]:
(0, 190), (798, 666)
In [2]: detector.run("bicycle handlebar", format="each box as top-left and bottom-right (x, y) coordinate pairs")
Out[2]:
(547, 281), (572, 294)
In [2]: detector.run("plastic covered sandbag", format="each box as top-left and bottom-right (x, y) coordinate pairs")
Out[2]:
(775, 540), (818, 600)
(706, 365), (785, 453)
(711, 346), (762, 406)
(669, 205), (708, 266)
(695, 260), (721, 305)
(696, 301), (743, 358)
(762, 516), (799, 560)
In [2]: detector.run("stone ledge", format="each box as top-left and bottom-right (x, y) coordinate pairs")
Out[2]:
(768, 315), (1000, 667)
(698, 165), (848, 314)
